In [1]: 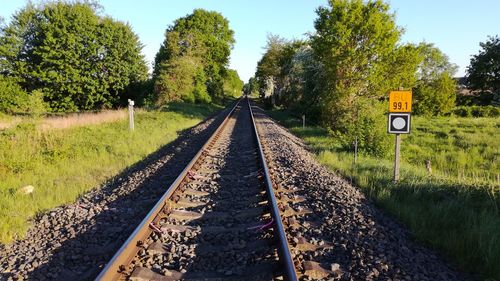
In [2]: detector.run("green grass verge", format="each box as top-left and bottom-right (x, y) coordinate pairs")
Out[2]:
(267, 109), (499, 280)
(0, 102), (222, 243)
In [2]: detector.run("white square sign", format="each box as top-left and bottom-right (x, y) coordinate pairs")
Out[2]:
(388, 113), (411, 134)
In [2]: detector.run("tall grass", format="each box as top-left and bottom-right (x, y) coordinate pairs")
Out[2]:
(0, 103), (221, 243)
(268, 109), (500, 280)
(39, 109), (127, 130)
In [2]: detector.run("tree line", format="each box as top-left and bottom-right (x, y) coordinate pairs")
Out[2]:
(247, 0), (499, 155)
(0, 2), (242, 113)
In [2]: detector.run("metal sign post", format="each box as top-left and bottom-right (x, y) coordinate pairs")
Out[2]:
(128, 99), (135, 131)
(388, 91), (412, 182)
(393, 134), (401, 181)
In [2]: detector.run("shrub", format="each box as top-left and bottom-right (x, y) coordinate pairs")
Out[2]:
(453, 106), (499, 117)
(23, 90), (48, 116)
(333, 100), (391, 157)
(452, 107), (471, 117)
(0, 76), (29, 113)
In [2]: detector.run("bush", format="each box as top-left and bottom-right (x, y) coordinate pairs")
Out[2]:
(484, 105), (500, 116)
(453, 106), (499, 117)
(23, 90), (48, 116)
(333, 100), (391, 157)
(452, 106), (471, 117)
(0, 76), (29, 113)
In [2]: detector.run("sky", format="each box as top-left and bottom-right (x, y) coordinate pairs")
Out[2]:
(1, 0), (499, 82)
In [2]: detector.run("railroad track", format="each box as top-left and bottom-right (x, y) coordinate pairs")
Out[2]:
(96, 98), (298, 281)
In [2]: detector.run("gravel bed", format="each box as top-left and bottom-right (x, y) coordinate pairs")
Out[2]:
(0, 106), (231, 281)
(125, 103), (280, 281)
(252, 106), (468, 281)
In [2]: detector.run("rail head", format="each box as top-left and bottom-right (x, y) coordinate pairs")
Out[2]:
(247, 98), (299, 281)
(95, 98), (242, 281)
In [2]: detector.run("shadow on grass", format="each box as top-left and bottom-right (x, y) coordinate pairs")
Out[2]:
(160, 102), (222, 120)
(160, 98), (237, 121)
(330, 161), (500, 280)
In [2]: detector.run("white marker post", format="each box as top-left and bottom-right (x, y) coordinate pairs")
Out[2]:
(388, 90), (412, 182)
(302, 115), (305, 129)
(128, 99), (135, 131)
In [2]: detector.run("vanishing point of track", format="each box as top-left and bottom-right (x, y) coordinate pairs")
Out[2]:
(96, 98), (298, 280)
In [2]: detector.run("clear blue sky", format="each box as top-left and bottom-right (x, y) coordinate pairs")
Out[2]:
(1, 1), (499, 82)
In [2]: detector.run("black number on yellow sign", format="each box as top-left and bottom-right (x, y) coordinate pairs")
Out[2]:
(392, 102), (408, 111)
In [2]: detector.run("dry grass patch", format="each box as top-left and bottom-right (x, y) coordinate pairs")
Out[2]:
(39, 110), (127, 130)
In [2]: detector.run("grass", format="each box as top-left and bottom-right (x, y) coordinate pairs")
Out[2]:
(0, 102), (222, 243)
(267, 109), (499, 281)
(39, 109), (127, 130)
(1, 110), (127, 131)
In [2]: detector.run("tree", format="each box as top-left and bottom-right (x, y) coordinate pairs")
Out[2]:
(255, 35), (308, 106)
(283, 45), (324, 118)
(223, 69), (243, 98)
(0, 1), (147, 111)
(154, 30), (210, 104)
(467, 35), (500, 106)
(243, 77), (259, 97)
(311, 0), (403, 155)
(255, 35), (286, 100)
(0, 76), (29, 113)
(154, 55), (209, 104)
(153, 9), (235, 103)
(311, 0), (401, 130)
(413, 43), (457, 115)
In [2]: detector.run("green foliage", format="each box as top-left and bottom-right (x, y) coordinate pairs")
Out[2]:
(312, 0), (402, 100)
(222, 69), (243, 98)
(255, 35), (288, 82)
(453, 105), (500, 117)
(414, 73), (456, 115)
(283, 45), (324, 120)
(153, 9), (235, 104)
(375, 44), (421, 93)
(121, 79), (155, 108)
(0, 102), (221, 242)
(338, 99), (391, 156)
(268, 109), (500, 279)
(0, 1), (147, 111)
(254, 35), (324, 119)
(413, 43), (457, 115)
(243, 77), (259, 97)
(467, 35), (500, 106)
(155, 55), (210, 104)
(310, 0), (404, 154)
(23, 90), (48, 116)
(0, 76), (29, 113)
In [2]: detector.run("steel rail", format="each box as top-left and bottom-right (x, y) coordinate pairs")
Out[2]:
(95, 98), (242, 281)
(247, 98), (299, 281)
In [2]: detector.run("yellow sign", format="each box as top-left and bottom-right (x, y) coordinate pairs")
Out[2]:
(389, 90), (412, 112)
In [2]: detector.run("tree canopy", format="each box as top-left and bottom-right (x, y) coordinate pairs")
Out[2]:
(413, 43), (457, 115)
(312, 0), (402, 130)
(223, 69), (243, 98)
(153, 9), (235, 104)
(467, 35), (500, 106)
(0, 1), (148, 111)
